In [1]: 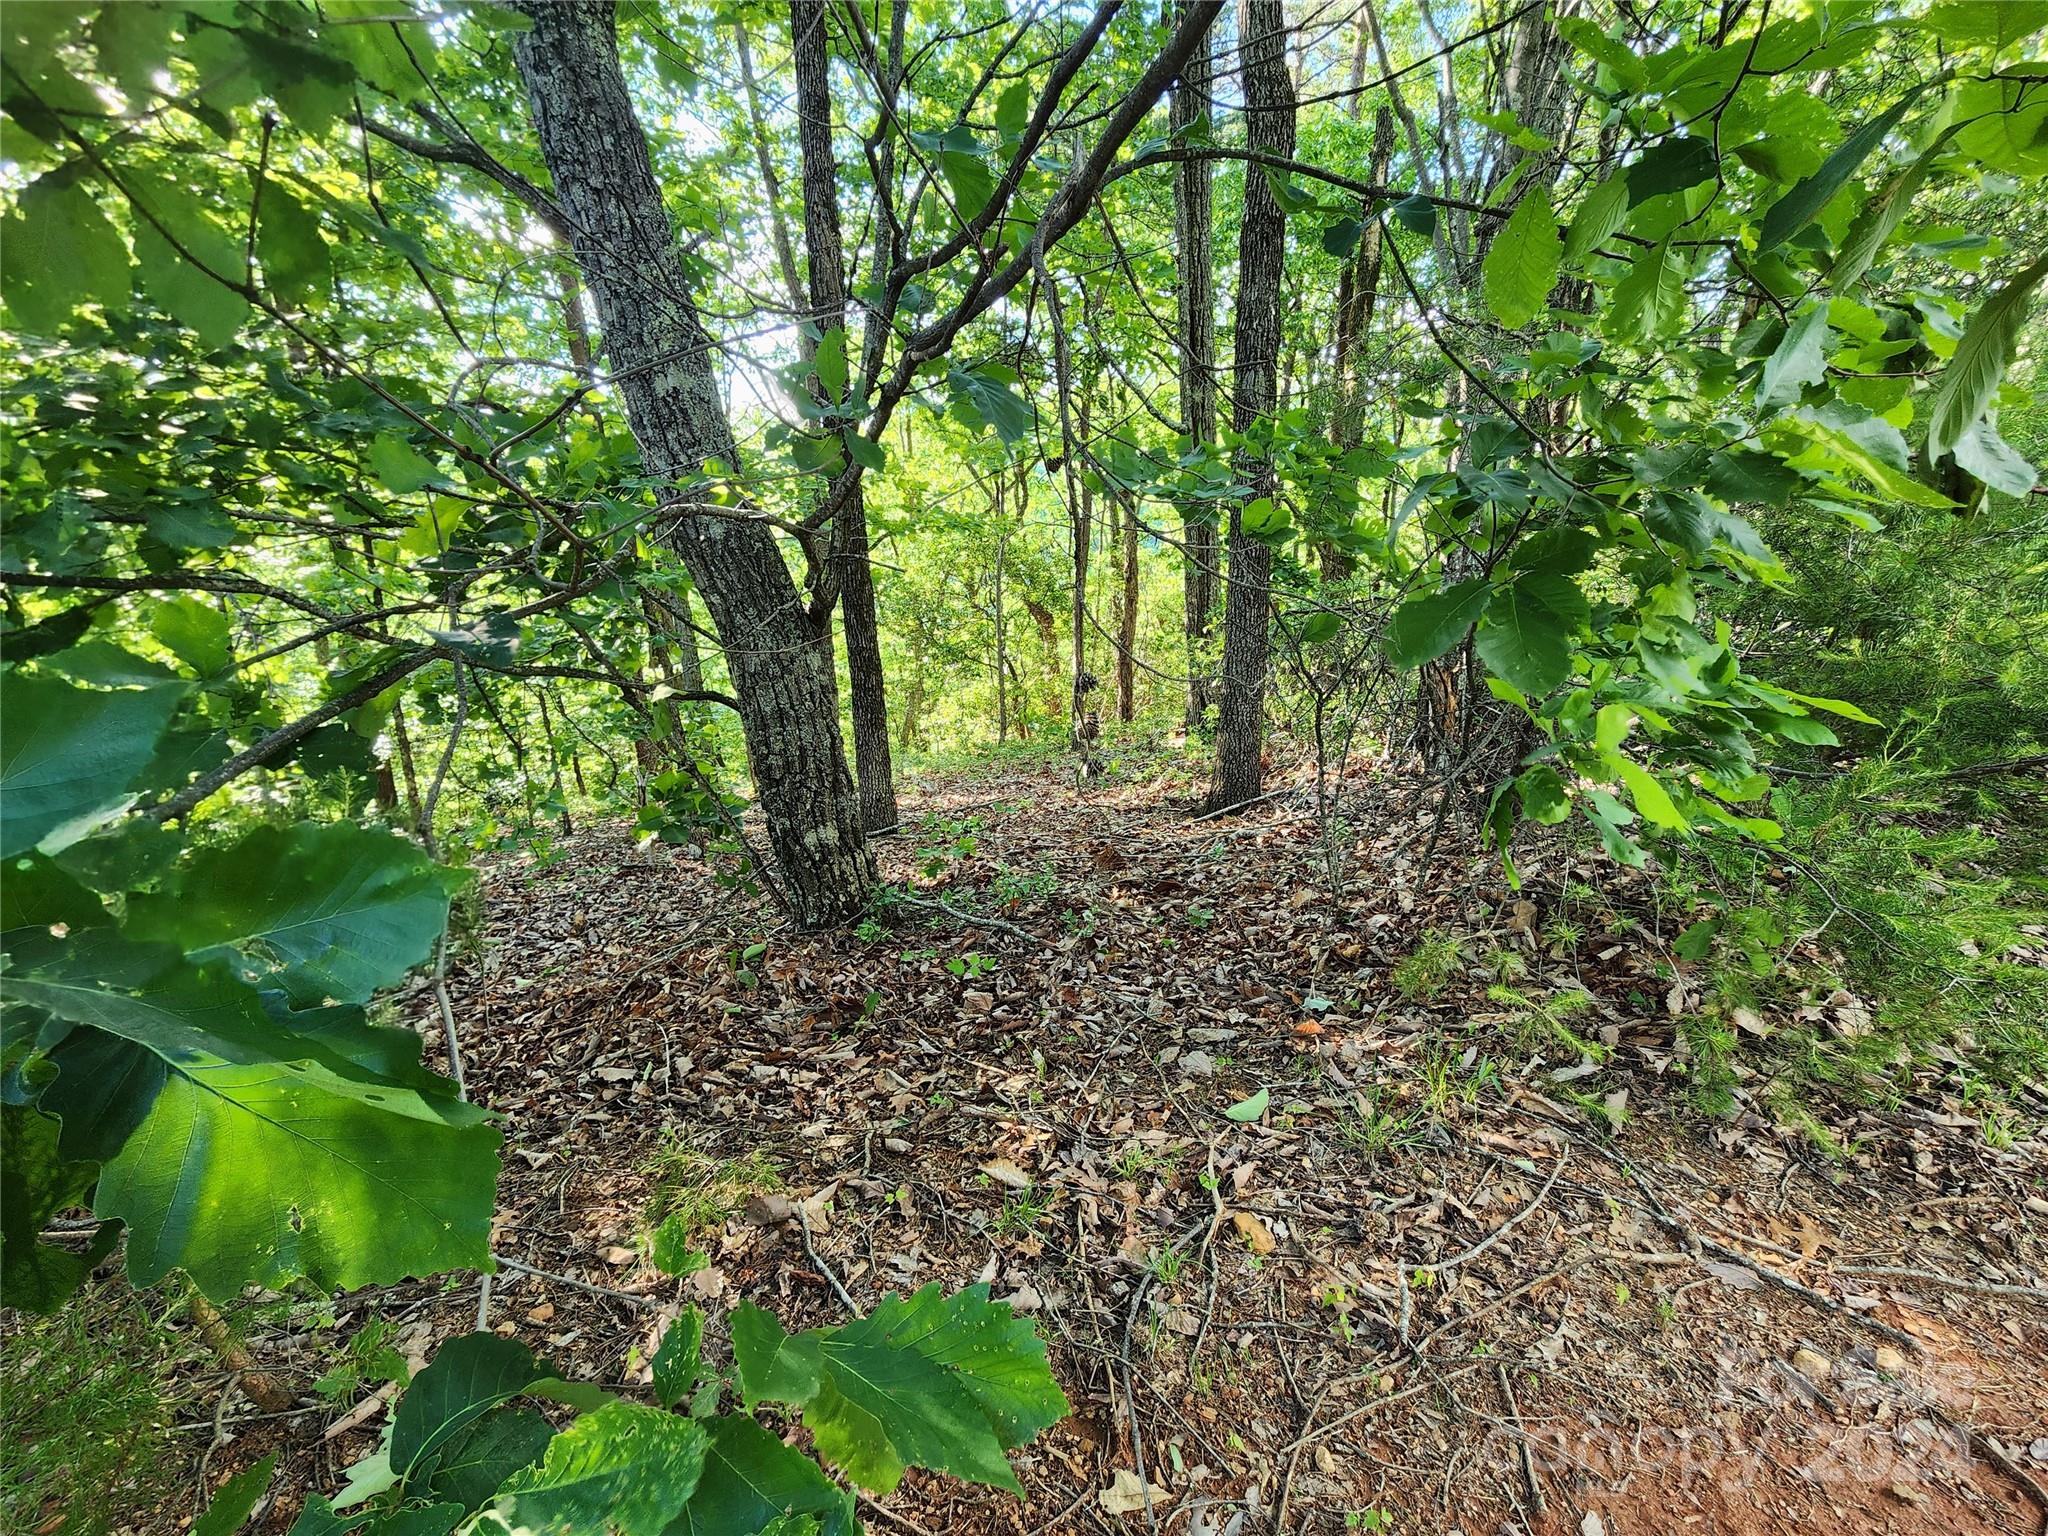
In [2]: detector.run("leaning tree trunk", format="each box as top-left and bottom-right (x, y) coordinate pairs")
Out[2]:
(513, 0), (871, 928)
(1173, 0), (1220, 734)
(1206, 0), (1295, 813)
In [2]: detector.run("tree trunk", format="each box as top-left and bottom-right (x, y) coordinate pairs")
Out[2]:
(1173, 0), (1219, 734)
(790, 0), (897, 833)
(513, 0), (871, 929)
(1071, 391), (1095, 756)
(1205, 0), (1294, 813)
(1116, 494), (1139, 721)
(993, 473), (1010, 743)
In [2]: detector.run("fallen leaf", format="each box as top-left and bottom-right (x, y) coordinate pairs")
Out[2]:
(980, 1159), (1032, 1191)
(1223, 1088), (1269, 1122)
(1230, 1211), (1276, 1254)
(1100, 1468), (1174, 1517)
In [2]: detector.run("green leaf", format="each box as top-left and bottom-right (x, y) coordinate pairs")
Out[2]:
(425, 1405), (553, 1513)
(1830, 126), (1956, 289)
(1605, 239), (1687, 341)
(947, 364), (1034, 443)
(127, 822), (460, 1007)
(135, 220), (249, 349)
(1385, 578), (1490, 669)
(150, 597), (233, 678)
(1951, 415), (2039, 496)
(940, 148), (997, 221)
(670, 1414), (856, 1536)
(17, 957), (497, 1298)
(652, 1307), (705, 1410)
(814, 326), (848, 402)
(193, 1455), (277, 1536)
(1297, 611), (1342, 644)
(1613, 759), (1687, 831)
(0, 174), (131, 333)
(1757, 83), (1929, 251)
(995, 80), (1030, 142)
(1482, 188), (1560, 329)
(1474, 575), (1584, 697)
(370, 433), (445, 494)
(732, 1285), (1069, 1495)
(1703, 448), (1804, 507)
(1224, 1087), (1269, 1121)
(1787, 402), (1953, 508)
(1562, 173), (1628, 267)
(0, 1105), (117, 1314)
(492, 1402), (709, 1536)
(1516, 764), (1571, 825)
(1321, 216), (1362, 257)
(1623, 136), (1717, 204)
(393, 1335), (554, 1478)
(1755, 302), (1829, 409)
(0, 672), (186, 858)
(1389, 194), (1437, 236)
(843, 430), (886, 472)
(1925, 248), (2048, 462)
(256, 178), (332, 306)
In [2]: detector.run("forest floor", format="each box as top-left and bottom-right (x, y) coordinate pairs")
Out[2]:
(26, 752), (2048, 1536)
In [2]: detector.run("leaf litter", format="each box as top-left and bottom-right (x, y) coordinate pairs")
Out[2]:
(115, 758), (2048, 1534)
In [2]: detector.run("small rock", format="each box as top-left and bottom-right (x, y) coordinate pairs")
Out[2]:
(883, 1136), (912, 1154)
(1791, 1346), (1832, 1380)
(1178, 1050), (1217, 1079)
(1579, 1514), (1607, 1536)
(1874, 1346), (1907, 1373)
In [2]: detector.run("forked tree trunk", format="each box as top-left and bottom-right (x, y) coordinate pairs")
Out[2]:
(1173, 0), (1220, 734)
(513, 0), (871, 929)
(1206, 0), (1294, 813)
(790, 0), (898, 833)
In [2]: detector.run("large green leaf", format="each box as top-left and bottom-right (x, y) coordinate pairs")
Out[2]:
(670, 1414), (856, 1536)
(491, 1402), (709, 1535)
(1926, 247), (2048, 462)
(946, 364), (1034, 444)
(1385, 578), (1490, 669)
(0, 174), (132, 333)
(1474, 575), (1585, 697)
(1785, 402), (1954, 508)
(1757, 83), (1930, 250)
(732, 1283), (1069, 1496)
(0, 671), (186, 858)
(15, 956), (497, 1298)
(0, 1105), (117, 1314)
(392, 1335), (554, 1479)
(193, 1455), (277, 1536)
(1755, 303), (1829, 409)
(425, 1406), (553, 1513)
(1482, 188), (1561, 329)
(127, 822), (461, 1007)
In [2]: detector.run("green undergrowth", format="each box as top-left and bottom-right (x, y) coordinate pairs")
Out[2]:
(641, 1135), (781, 1242)
(0, 1288), (185, 1535)
(1673, 751), (2048, 1134)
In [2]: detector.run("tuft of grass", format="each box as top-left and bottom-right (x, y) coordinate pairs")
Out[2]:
(641, 1135), (780, 1239)
(1, 1291), (184, 1536)
(1392, 930), (1463, 1000)
(1488, 984), (1609, 1063)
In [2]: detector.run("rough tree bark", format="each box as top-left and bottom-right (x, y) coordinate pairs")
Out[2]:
(513, 0), (871, 928)
(1116, 493), (1138, 721)
(1205, 0), (1294, 813)
(790, 0), (898, 833)
(1172, 0), (1220, 734)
